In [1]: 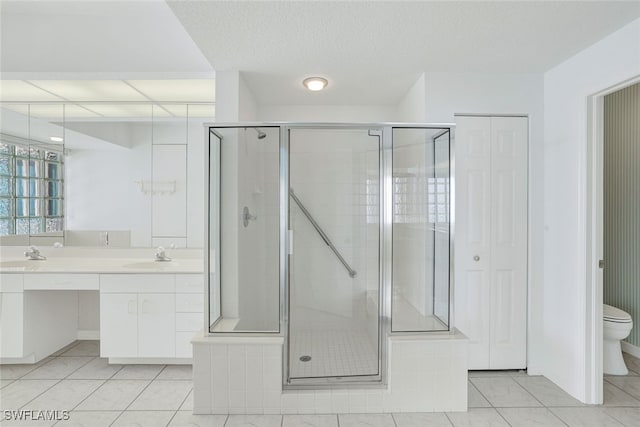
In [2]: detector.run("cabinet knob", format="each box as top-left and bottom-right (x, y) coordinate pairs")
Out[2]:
(473, 255), (480, 262)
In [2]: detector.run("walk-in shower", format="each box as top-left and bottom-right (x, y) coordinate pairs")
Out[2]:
(206, 123), (454, 388)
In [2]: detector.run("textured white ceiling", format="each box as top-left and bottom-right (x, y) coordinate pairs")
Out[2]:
(2, 1), (638, 107)
(0, 1), (213, 76)
(168, 1), (640, 105)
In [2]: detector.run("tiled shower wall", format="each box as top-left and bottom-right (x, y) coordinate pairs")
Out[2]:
(289, 129), (379, 339)
(192, 334), (468, 414)
(604, 81), (640, 348)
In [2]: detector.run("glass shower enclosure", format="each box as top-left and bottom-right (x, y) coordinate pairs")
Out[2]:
(207, 123), (453, 388)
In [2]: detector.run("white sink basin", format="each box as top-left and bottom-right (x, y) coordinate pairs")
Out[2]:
(0, 260), (46, 270)
(123, 261), (178, 270)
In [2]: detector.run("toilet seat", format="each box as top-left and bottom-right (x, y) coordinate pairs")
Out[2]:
(604, 304), (632, 323)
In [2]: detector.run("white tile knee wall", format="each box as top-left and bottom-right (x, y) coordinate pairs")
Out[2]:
(192, 332), (468, 414)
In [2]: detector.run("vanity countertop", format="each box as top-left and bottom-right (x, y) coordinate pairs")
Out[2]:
(0, 257), (204, 273)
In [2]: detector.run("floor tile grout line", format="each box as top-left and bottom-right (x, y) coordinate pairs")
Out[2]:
(63, 355), (100, 380)
(443, 411), (455, 426)
(481, 375), (544, 408)
(492, 407), (514, 427)
(468, 380), (495, 408)
(546, 406), (577, 427)
(108, 365), (168, 426)
(603, 378), (640, 403)
(68, 377), (109, 412)
(5, 344), (640, 424)
(495, 407), (570, 427)
(16, 355), (105, 416)
(543, 407), (570, 427)
(602, 407), (635, 427)
(11, 350), (94, 412)
(175, 385), (194, 412)
(163, 409), (179, 427)
(507, 376), (547, 408)
(16, 377), (66, 412)
(3, 355), (55, 381)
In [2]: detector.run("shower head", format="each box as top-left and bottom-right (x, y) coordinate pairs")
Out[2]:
(254, 128), (266, 140)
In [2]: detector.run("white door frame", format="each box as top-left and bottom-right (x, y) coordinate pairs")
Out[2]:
(585, 75), (640, 404)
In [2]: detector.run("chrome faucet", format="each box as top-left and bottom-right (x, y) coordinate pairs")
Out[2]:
(24, 246), (47, 260)
(154, 246), (172, 262)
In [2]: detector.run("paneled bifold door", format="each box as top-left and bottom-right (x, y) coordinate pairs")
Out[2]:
(455, 115), (528, 370)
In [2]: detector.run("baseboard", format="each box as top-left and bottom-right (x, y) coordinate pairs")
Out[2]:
(0, 354), (36, 364)
(622, 341), (640, 358)
(77, 330), (100, 340)
(109, 357), (192, 365)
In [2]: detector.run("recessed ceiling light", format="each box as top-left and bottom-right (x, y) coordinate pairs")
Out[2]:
(50, 136), (63, 142)
(303, 77), (328, 92)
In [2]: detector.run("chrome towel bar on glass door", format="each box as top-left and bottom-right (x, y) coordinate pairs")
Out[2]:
(289, 188), (357, 278)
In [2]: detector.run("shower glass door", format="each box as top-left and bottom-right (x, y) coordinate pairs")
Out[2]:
(287, 127), (381, 383)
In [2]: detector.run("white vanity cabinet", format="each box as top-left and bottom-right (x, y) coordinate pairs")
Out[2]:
(0, 275), (24, 358)
(100, 273), (203, 362)
(100, 293), (139, 357)
(175, 274), (204, 358)
(0, 273), (91, 363)
(100, 274), (176, 360)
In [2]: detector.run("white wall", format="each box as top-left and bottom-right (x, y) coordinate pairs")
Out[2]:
(187, 121), (206, 248)
(396, 73), (426, 122)
(65, 140), (152, 247)
(65, 120), (206, 249)
(413, 72), (545, 375)
(543, 18), (640, 403)
(254, 76), (544, 369)
(215, 70), (258, 122)
(257, 105), (395, 122)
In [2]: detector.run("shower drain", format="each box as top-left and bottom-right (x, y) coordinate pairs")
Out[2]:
(299, 355), (312, 362)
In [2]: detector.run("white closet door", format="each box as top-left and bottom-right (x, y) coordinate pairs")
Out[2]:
(455, 115), (528, 370)
(489, 116), (528, 369)
(454, 116), (492, 369)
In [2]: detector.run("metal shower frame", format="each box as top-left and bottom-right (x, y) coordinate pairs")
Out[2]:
(205, 122), (456, 389)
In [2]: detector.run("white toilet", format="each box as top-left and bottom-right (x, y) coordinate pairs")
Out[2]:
(603, 304), (633, 375)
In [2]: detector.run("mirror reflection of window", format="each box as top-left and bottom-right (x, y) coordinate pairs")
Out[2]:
(0, 142), (64, 236)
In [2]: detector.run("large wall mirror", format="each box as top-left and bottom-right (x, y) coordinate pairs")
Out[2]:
(0, 99), (214, 249)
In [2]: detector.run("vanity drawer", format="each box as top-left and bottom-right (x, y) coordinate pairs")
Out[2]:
(175, 274), (204, 293)
(176, 312), (202, 332)
(24, 274), (99, 290)
(100, 274), (175, 293)
(175, 293), (204, 313)
(0, 274), (23, 292)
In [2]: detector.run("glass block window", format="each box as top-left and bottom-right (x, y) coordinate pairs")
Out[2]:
(0, 142), (64, 236)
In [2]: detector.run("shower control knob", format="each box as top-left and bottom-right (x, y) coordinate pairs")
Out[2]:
(473, 255), (480, 262)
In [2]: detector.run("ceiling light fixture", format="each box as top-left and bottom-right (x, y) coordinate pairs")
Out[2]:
(50, 136), (63, 142)
(303, 77), (328, 92)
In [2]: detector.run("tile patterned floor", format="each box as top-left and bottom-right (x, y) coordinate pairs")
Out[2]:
(1, 341), (640, 426)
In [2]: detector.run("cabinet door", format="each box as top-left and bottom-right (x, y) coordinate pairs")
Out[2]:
(0, 293), (24, 358)
(455, 116), (492, 369)
(100, 293), (138, 358)
(138, 293), (175, 358)
(489, 116), (528, 369)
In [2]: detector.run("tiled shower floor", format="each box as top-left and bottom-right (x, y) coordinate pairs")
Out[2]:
(288, 329), (378, 379)
(2, 341), (640, 426)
